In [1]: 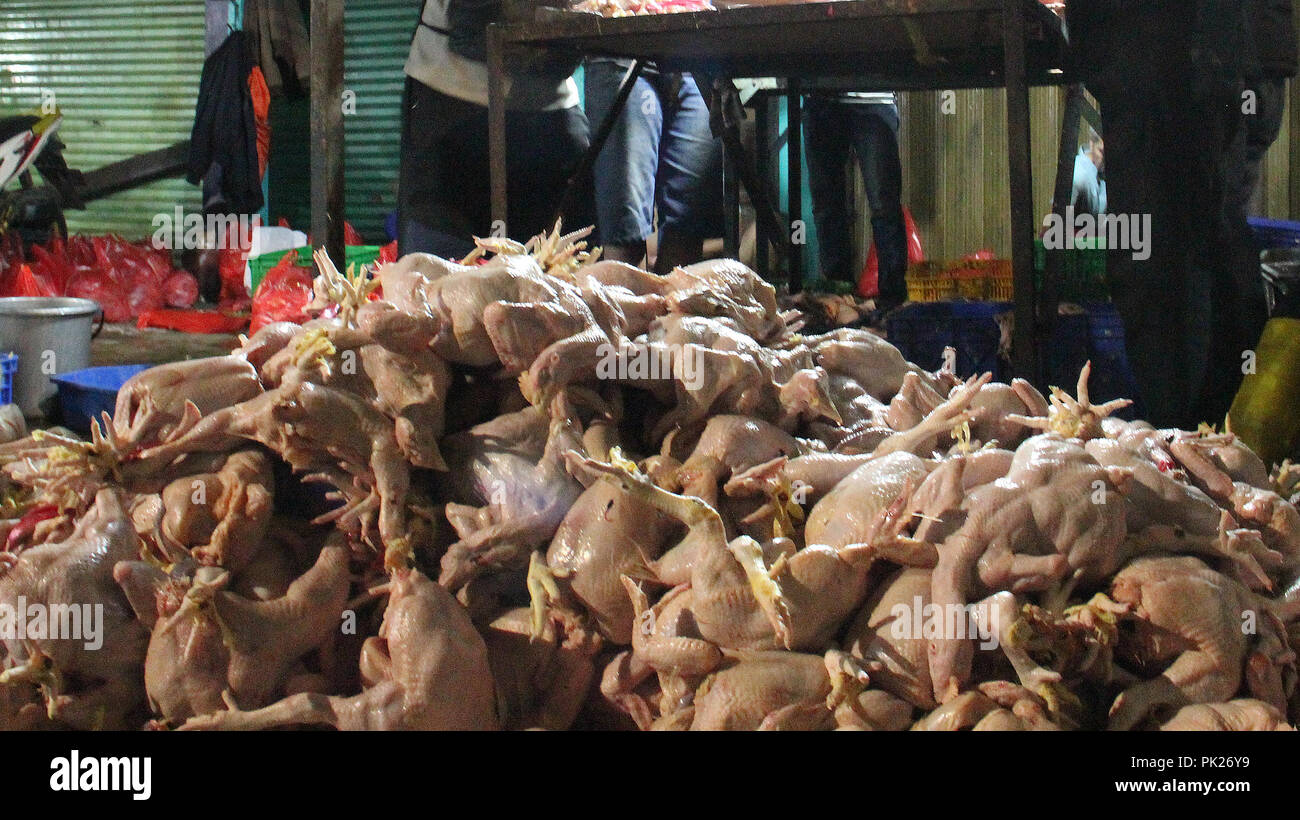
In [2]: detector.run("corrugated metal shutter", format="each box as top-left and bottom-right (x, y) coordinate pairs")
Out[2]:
(343, 0), (418, 242)
(0, 0), (206, 238)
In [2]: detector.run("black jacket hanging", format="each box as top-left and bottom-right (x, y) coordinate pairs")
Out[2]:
(186, 30), (264, 214)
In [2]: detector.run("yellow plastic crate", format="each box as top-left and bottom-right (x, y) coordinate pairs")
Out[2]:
(990, 269), (1014, 301)
(907, 259), (1013, 303)
(952, 259), (1012, 301)
(905, 262), (955, 302)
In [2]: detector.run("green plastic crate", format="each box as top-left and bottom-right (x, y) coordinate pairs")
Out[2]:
(1034, 238), (1109, 303)
(248, 245), (383, 294)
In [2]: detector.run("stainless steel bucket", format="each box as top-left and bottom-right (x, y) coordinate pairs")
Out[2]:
(0, 297), (103, 418)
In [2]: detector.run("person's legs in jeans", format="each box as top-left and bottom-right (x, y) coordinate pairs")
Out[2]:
(655, 74), (723, 274)
(802, 98), (854, 283)
(849, 102), (907, 310)
(585, 59), (661, 266)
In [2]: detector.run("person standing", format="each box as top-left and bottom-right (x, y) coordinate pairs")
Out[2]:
(584, 59), (723, 273)
(802, 92), (907, 310)
(398, 0), (592, 258)
(1072, 129), (1106, 217)
(1067, 0), (1249, 430)
(1198, 0), (1298, 423)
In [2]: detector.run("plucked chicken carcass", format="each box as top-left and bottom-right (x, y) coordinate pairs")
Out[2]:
(115, 534), (351, 724)
(0, 489), (149, 729)
(180, 569), (498, 730)
(3, 218), (1299, 732)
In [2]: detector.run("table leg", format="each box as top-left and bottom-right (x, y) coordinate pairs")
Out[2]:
(1040, 84), (1085, 373)
(723, 125), (741, 258)
(786, 81), (803, 293)
(488, 25), (509, 233)
(701, 75), (787, 281)
(1003, 0), (1037, 382)
(780, 83), (800, 293)
(754, 96), (771, 276)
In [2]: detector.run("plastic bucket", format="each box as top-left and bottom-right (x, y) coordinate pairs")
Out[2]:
(0, 297), (102, 418)
(1228, 317), (1300, 467)
(1262, 248), (1300, 319)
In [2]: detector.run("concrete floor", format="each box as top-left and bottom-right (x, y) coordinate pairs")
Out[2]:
(91, 324), (241, 367)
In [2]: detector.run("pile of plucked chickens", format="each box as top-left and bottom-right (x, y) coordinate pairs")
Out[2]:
(1, 223), (1299, 732)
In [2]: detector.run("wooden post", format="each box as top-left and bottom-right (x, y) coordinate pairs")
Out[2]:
(787, 80), (802, 293)
(1003, 0), (1037, 382)
(1291, 74), (1300, 219)
(311, 0), (345, 268)
(1292, 1), (1300, 219)
(489, 25), (509, 232)
(755, 95), (771, 275)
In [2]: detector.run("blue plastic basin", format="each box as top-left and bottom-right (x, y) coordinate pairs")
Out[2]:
(52, 364), (151, 436)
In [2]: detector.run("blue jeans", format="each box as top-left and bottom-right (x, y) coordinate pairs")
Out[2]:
(584, 60), (723, 245)
(803, 98), (906, 306)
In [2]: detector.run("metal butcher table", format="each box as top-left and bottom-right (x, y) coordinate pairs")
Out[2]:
(486, 0), (1072, 379)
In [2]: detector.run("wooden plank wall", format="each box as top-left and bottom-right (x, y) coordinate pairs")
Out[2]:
(879, 82), (1293, 265)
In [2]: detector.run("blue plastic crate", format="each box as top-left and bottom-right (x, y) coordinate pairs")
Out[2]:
(0, 352), (16, 406)
(51, 364), (151, 436)
(1249, 217), (1300, 250)
(886, 302), (1142, 419)
(886, 302), (1011, 380)
(1046, 311), (1090, 390)
(1084, 303), (1142, 420)
(951, 302), (1012, 381)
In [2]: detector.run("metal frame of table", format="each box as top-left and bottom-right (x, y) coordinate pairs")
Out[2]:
(487, 0), (1071, 379)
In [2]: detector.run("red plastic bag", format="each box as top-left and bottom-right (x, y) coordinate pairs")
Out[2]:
(6, 263), (60, 298)
(215, 219), (254, 312)
(2, 231), (206, 321)
(858, 206), (924, 299)
(28, 243), (71, 292)
(163, 271), (199, 308)
(67, 271), (131, 322)
(137, 309), (248, 334)
(249, 250), (314, 335)
(304, 221), (366, 249)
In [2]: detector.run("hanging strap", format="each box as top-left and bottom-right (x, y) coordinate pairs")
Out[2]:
(414, 0), (453, 38)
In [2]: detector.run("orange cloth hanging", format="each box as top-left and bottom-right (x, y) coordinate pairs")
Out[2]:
(249, 65), (271, 179)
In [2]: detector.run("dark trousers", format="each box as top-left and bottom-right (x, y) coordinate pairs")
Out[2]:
(1100, 81), (1240, 430)
(802, 98), (906, 307)
(1198, 77), (1287, 423)
(397, 78), (593, 258)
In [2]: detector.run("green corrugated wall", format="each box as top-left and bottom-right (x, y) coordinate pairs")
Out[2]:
(0, 0), (206, 238)
(343, 0), (418, 242)
(266, 1), (418, 242)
